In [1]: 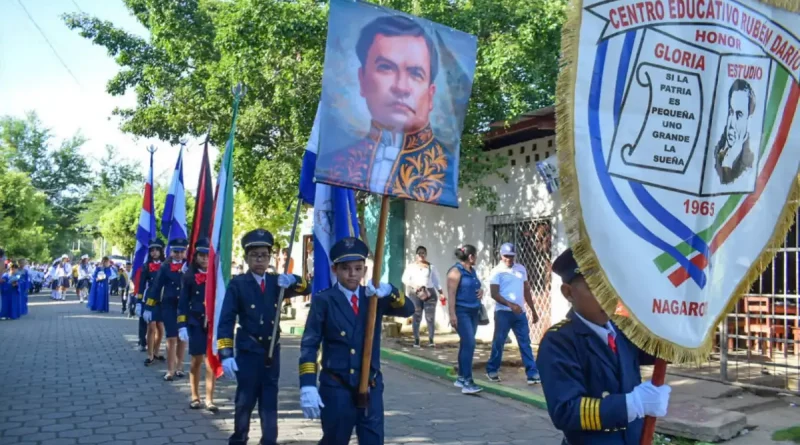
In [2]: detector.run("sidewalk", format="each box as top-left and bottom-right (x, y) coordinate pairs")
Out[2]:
(381, 332), (800, 444)
(282, 304), (800, 444)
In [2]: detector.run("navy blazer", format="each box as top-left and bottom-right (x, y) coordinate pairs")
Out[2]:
(144, 261), (185, 308)
(536, 310), (656, 445)
(136, 260), (162, 304)
(216, 272), (309, 359)
(298, 285), (415, 388)
(178, 266), (207, 329)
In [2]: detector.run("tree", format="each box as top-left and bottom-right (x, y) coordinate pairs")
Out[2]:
(0, 113), (94, 255)
(64, 0), (565, 215)
(0, 163), (51, 261)
(96, 186), (195, 255)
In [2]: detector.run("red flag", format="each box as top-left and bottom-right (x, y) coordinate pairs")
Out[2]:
(188, 139), (215, 263)
(189, 138), (223, 379)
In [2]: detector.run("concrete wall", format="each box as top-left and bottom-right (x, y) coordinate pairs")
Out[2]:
(404, 135), (570, 341)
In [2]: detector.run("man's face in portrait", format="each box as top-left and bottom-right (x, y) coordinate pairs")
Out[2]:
(358, 33), (436, 133)
(726, 90), (751, 149)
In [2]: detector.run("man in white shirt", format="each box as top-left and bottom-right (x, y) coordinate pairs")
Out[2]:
(486, 243), (541, 385)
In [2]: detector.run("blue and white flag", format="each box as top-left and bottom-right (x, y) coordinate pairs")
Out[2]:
(300, 105), (360, 295)
(536, 155), (560, 195)
(161, 146), (188, 252)
(132, 149), (157, 295)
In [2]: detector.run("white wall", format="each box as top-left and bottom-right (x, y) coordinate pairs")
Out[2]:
(404, 135), (570, 341)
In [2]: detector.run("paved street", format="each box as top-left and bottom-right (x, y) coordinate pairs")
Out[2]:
(0, 291), (563, 445)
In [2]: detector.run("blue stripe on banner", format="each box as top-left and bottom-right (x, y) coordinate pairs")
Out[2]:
(589, 40), (707, 288)
(614, 32), (711, 273)
(312, 235), (330, 295)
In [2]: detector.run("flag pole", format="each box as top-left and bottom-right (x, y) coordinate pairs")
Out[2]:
(357, 194), (390, 408)
(640, 359), (668, 445)
(266, 197), (304, 364)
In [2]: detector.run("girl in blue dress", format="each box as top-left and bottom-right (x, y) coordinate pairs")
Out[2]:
(0, 263), (23, 320)
(88, 257), (116, 313)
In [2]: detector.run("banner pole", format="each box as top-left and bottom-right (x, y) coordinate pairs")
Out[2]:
(357, 195), (390, 408)
(266, 198), (304, 365)
(640, 359), (668, 445)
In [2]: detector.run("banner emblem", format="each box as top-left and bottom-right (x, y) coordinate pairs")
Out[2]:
(558, 0), (800, 361)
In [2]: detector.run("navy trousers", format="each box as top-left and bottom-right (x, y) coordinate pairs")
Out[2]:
(230, 347), (280, 445)
(319, 372), (384, 445)
(138, 316), (147, 347)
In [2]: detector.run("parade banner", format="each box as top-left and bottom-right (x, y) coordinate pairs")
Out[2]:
(558, 0), (800, 362)
(313, 0), (477, 208)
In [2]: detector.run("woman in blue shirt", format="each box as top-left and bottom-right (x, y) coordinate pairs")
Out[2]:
(447, 244), (484, 395)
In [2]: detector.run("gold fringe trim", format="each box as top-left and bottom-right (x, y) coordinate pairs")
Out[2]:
(556, 0), (800, 364)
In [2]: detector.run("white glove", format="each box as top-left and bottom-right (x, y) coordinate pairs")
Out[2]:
(626, 381), (671, 422)
(222, 357), (239, 380)
(178, 327), (189, 342)
(366, 282), (393, 298)
(278, 274), (297, 289)
(143, 310), (152, 323)
(135, 303), (142, 317)
(300, 386), (325, 419)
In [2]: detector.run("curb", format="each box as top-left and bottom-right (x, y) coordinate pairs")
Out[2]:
(380, 347), (549, 410)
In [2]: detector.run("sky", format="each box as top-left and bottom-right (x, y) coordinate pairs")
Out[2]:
(0, 0), (219, 193)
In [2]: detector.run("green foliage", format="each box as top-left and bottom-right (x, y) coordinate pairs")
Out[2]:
(773, 426), (800, 443)
(0, 112), (94, 258)
(231, 191), (299, 261)
(0, 164), (51, 261)
(64, 0), (566, 216)
(96, 187), (195, 256)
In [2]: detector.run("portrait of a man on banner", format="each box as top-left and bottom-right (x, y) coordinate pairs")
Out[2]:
(314, 0), (477, 208)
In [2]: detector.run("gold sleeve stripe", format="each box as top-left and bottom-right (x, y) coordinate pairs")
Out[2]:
(177, 315), (187, 323)
(217, 338), (234, 350)
(390, 291), (405, 308)
(580, 397), (603, 431)
(145, 298), (157, 306)
(299, 363), (317, 375)
(295, 277), (308, 292)
(593, 398), (602, 430)
(580, 398), (588, 430)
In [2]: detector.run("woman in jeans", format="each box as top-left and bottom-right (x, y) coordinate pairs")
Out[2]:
(402, 246), (443, 348)
(447, 244), (484, 395)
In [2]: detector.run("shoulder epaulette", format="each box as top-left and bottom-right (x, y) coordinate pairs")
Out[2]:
(547, 318), (571, 332)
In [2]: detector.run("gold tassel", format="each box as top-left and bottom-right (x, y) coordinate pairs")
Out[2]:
(557, 0), (800, 364)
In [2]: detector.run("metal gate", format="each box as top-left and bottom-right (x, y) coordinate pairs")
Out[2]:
(671, 209), (800, 394)
(486, 214), (553, 344)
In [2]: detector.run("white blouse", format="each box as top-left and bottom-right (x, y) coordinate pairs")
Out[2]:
(402, 262), (442, 290)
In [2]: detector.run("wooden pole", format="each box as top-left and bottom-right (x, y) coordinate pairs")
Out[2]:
(357, 195), (390, 408)
(266, 198), (304, 365)
(640, 359), (668, 445)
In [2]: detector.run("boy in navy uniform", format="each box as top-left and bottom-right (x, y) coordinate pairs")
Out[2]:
(216, 229), (310, 445)
(137, 239), (165, 356)
(144, 238), (189, 381)
(537, 249), (672, 445)
(298, 237), (415, 445)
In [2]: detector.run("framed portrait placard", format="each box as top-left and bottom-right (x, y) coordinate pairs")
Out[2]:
(314, 0), (478, 208)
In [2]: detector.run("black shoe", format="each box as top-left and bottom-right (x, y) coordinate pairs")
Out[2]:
(139, 345), (147, 352)
(413, 340), (421, 348)
(144, 358), (154, 367)
(156, 355), (166, 362)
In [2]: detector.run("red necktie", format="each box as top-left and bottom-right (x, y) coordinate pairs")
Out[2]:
(149, 263), (160, 272)
(351, 294), (359, 315)
(260, 280), (266, 293)
(608, 333), (617, 354)
(170, 263), (182, 273)
(195, 273), (207, 285)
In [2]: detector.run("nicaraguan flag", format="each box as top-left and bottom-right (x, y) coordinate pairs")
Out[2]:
(132, 149), (157, 295)
(299, 104), (360, 295)
(161, 147), (188, 252)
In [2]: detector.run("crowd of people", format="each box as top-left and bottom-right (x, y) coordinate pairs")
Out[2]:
(0, 232), (673, 445)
